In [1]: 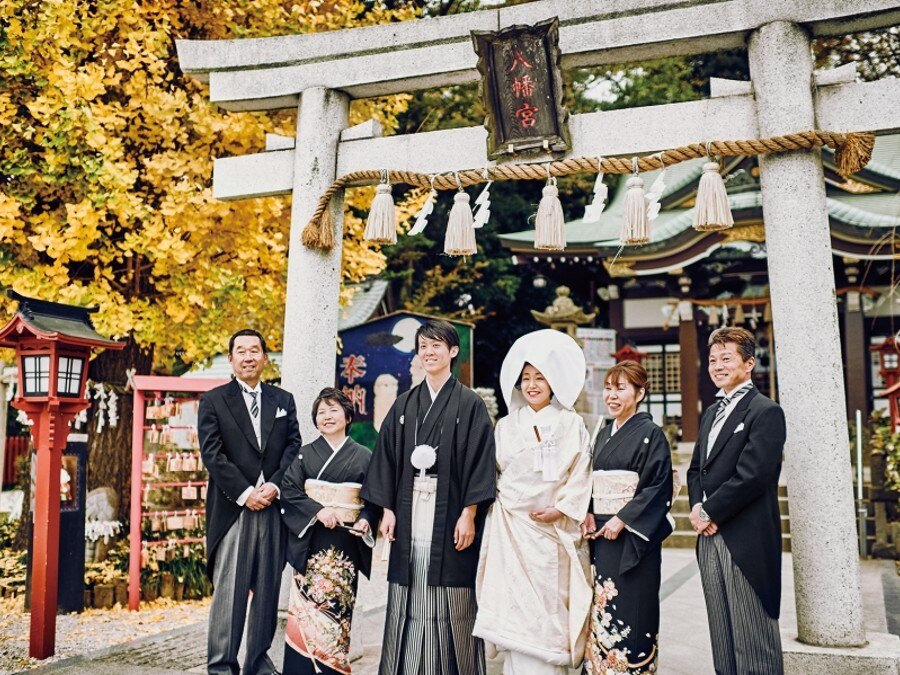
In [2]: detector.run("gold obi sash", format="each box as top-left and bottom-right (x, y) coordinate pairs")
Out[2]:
(304, 479), (363, 523)
(592, 469), (639, 515)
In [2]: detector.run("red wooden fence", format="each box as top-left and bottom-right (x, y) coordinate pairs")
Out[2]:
(3, 435), (30, 487)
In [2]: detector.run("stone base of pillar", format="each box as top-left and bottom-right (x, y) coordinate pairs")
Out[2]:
(784, 631), (900, 674)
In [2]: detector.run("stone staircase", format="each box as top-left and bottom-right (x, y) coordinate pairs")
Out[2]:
(665, 483), (792, 551)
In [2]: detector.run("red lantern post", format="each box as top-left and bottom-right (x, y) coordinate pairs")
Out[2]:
(0, 291), (122, 659)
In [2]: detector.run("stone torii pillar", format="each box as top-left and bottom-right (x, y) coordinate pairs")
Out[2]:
(281, 87), (349, 442)
(749, 21), (865, 651)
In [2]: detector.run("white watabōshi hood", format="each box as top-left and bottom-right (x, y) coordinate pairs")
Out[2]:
(499, 329), (587, 411)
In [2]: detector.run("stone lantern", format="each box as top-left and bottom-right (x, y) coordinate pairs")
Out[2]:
(0, 291), (122, 658)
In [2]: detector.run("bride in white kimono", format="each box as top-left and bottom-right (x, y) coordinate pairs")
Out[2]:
(474, 329), (593, 674)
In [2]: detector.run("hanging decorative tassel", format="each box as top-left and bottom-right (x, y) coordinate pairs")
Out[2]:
(408, 176), (436, 236)
(582, 157), (608, 223)
(734, 303), (746, 325)
(535, 165), (566, 251)
(763, 302), (773, 323)
(694, 146), (734, 231)
(444, 173), (477, 256)
(363, 170), (397, 244)
(621, 158), (651, 245)
(473, 169), (493, 229)
(835, 131), (875, 177)
(708, 305), (719, 326)
(645, 153), (667, 223)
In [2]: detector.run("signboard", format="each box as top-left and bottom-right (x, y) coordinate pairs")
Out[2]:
(472, 17), (570, 159)
(337, 312), (474, 449)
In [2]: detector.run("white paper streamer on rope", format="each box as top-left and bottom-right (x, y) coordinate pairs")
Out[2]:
(582, 157), (608, 223)
(645, 153), (667, 223)
(408, 175), (437, 236)
(94, 382), (108, 433)
(16, 409), (32, 426)
(73, 408), (88, 430)
(473, 169), (492, 229)
(107, 390), (119, 428)
(124, 368), (137, 392)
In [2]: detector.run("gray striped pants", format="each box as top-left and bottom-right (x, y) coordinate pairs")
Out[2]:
(697, 533), (783, 675)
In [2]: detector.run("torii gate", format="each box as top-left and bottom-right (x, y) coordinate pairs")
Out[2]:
(178, 1), (900, 669)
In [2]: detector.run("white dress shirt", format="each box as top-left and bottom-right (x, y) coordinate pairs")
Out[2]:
(235, 381), (278, 506)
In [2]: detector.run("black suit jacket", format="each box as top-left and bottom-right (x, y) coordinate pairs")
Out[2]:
(687, 387), (786, 619)
(199, 378), (302, 575)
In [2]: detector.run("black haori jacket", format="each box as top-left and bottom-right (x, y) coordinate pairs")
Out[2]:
(362, 378), (496, 588)
(687, 387), (786, 619)
(198, 378), (302, 577)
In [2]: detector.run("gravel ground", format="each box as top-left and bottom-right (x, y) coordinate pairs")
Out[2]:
(0, 596), (210, 674)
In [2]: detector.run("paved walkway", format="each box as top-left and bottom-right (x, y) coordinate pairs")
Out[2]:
(24, 550), (898, 675)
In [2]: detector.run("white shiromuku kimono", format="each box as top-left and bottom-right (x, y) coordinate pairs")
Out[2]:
(474, 329), (594, 674)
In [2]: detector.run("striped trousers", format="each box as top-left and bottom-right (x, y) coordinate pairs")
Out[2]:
(378, 476), (485, 675)
(697, 533), (783, 675)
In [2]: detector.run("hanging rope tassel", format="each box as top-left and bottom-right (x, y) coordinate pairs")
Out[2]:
(694, 149), (734, 231)
(444, 175), (476, 256)
(535, 168), (566, 250)
(621, 158), (650, 245)
(835, 131), (875, 177)
(734, 303), (746, 325)
(364, 171), (397, 244)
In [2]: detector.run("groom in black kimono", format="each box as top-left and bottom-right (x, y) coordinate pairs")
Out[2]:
(687, 327), (786, 675)
(362, 319), (496, 675)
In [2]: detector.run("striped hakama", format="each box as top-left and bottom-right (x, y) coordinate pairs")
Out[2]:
(379, 476), (486, 675)
(698, 533), (783, 675)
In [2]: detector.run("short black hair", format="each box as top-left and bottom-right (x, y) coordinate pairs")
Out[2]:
(312, 387), (353, 429)
(229, 329), (268, 355)
(415, 319), (460, 366)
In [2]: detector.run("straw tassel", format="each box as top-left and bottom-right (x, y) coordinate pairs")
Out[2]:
(835, 132), (875, 177)
(444, 184), (477, 256)
(734, 303), (746, 325)
(363, 172), (397, 244)
(621, 159), (651, 245)
(535, 173), (565, 251)
(708, 305), (719, 326)
(301, 207), (334, 250)
(763, 302), (772, 323)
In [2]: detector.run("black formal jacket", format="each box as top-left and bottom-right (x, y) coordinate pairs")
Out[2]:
(687, 386), (786, 619)
(199, 378), (302, 576)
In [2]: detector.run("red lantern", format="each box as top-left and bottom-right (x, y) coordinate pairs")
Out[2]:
(0, 291), (123, 659)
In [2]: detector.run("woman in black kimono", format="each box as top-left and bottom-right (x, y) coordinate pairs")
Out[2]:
(280, 388), (380, 675)
(582, 361), (674, 674)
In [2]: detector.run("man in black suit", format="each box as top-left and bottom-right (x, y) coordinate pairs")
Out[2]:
(687, 327), (786, 675)
(199, 329), (301, 675)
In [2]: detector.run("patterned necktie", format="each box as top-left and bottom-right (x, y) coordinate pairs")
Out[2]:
(713, 382), (751, 428)
(247, 390), (259, 419)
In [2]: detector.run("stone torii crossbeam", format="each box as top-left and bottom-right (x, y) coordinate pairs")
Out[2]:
(177, 1), (900, 670)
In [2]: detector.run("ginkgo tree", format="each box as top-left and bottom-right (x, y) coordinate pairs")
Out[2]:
(0, 0), (419, 512)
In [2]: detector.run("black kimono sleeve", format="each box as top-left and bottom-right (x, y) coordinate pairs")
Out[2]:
(360, 404), (400, 511)
(460, 398), (497, 509)
(616, 426), (673, 541)
(280, 455), (324, 537)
